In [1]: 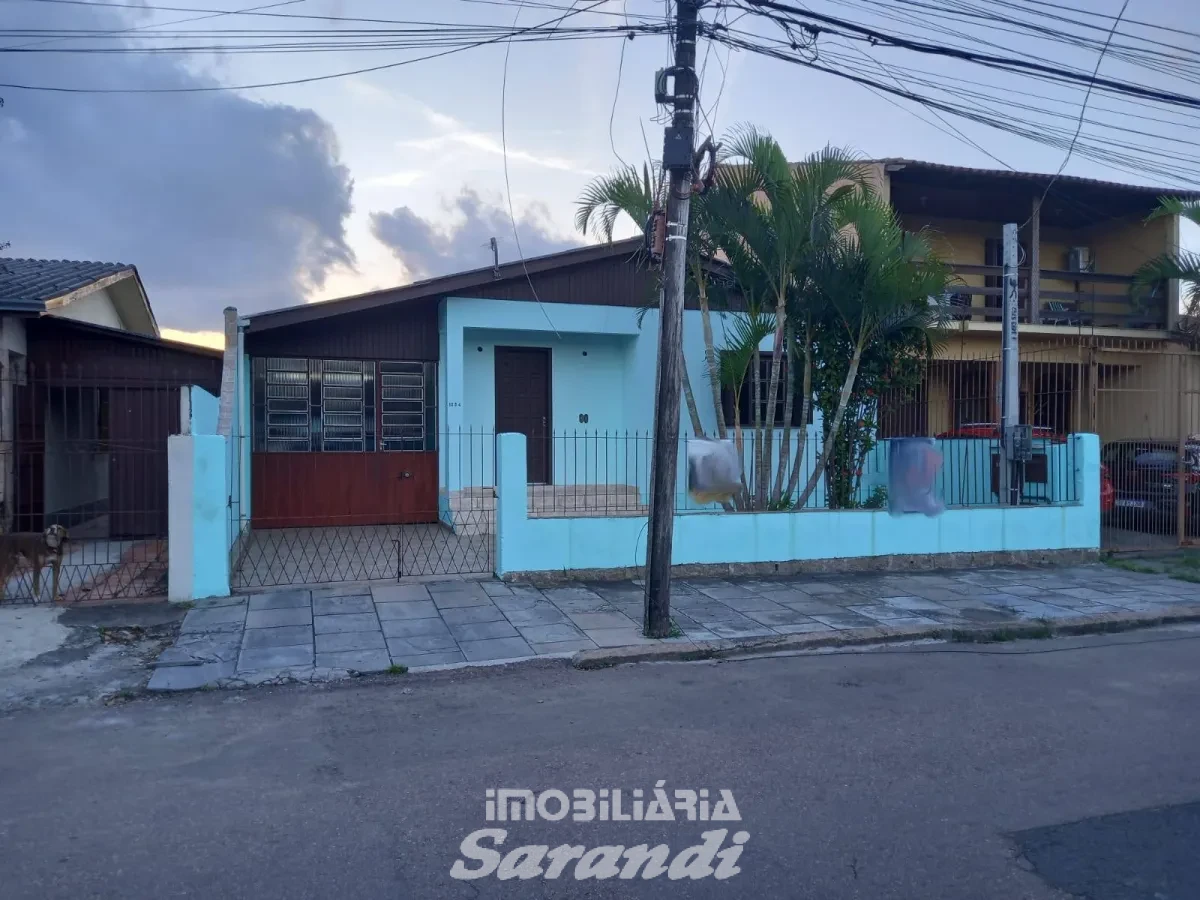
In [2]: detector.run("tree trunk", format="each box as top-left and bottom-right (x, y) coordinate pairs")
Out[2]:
(786, 322), (814, 501)
(749, 347), (763, 505)
(795, 331), (866, 510)
(771, 321), (796, 504)
(680, 345), (705, 437)
(693, 258), (726, 441)
(758, 287), (787, 508)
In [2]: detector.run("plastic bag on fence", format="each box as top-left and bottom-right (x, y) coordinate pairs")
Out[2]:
(887, 437), (945, 517)
(687, 439), (742, 505)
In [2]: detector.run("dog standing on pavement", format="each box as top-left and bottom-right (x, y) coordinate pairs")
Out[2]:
(0, 524), (69, 602)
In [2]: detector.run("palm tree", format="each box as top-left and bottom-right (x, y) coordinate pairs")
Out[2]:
(792, 191), (952, 509)
(703, 130), (867, 506)
(1134, 197), (1200, 333)
(575, 161), (712, 438)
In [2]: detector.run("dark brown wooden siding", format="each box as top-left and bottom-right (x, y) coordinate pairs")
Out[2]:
(246, 297), (440, 360)
(457, 254), (661, 309)
(25, 318), (222, 391)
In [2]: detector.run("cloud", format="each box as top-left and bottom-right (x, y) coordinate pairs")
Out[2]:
(397, 105), (596, 175)
(0, 3), (354, 331)
(369, 189), (582, 281)
(360, 170), (429, 189)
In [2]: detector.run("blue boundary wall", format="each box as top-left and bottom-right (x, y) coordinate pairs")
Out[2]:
(495, 432), (1101, 578)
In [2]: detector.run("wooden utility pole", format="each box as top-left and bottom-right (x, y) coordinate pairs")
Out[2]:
(644, 0), (701, 638)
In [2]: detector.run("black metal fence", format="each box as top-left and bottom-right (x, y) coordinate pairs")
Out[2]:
(1, 364), (196, 605)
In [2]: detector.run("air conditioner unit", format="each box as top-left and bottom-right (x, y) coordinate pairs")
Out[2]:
(1066, 246), (1093, 273)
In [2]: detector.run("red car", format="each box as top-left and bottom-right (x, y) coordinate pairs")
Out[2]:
(936, 424), (1066, 443)
(1100, 463), (1115, 513)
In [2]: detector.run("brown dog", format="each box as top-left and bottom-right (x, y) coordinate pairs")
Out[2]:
(0, 524), (69, 602)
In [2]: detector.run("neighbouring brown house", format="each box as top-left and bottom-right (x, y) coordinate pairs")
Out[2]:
(1, 258), (221, 540)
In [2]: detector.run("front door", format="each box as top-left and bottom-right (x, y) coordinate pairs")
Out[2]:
(495, 347), (551, 483)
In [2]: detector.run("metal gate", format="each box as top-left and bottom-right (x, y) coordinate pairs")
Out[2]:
(229, 430), (496, 590)
(1094, 340), (1200, 552)
(2, 366), (180, 604)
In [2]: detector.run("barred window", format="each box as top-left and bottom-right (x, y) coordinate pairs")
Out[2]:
(380, 361), (436, 451)
(252, 357), (433, 453)
(257, 357), (311, 452)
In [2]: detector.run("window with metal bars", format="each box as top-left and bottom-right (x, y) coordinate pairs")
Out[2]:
(252, 357), (433, 452)
(380, 361), (436, 451)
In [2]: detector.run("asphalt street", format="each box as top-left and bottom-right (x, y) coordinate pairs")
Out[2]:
(3, 627), (1200, 899)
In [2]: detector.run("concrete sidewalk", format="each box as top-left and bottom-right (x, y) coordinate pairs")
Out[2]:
(147, 563), (1200, 690)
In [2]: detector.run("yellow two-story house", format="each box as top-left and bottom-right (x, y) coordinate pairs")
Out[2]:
(862, 158), (1200, 445)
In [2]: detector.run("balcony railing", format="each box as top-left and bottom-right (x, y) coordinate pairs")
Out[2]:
(943, 264), (1167, 330)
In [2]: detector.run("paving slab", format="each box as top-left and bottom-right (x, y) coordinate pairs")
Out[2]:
(246, 607), (312, 629)
(517, 623), (587, 644)
(247, 590), (311, 611)
(568, 611), (637, 630)
(773, 621), (835, 635)
(440, 604), (506, 626)
(191, 596), (248, 610)
(156, 634), (242, 666)
(808, 612), (882, 630)
(458, 636), (535, 662)
(585, 627), (655, 648)
(315, 630), (386, 653)
(239, 645), (314, 672)
(242, 625), (313, 650)
(386, 634), (459, 655)
(381, 617), (453, 640)
(501, 604), (572, 627)
(372, 583), (431, 603)
(374, 600), (439, 621)
(448, 620), (519, 642)
(431, 591), (493, 609)
(147, 660), (236, 691)
(528, 638), (597, 655)
(742, 606), (822, 627)
(313, 613), (380, 635)
(180, 607), (247, 634)
(312, 595), (375, 616)
(391, 649), (467, 668)
(315, 650), (391, 672)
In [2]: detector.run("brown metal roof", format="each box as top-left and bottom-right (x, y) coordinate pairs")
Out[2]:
(247, 238), (645, 333)
(868, 158), (1200, 199)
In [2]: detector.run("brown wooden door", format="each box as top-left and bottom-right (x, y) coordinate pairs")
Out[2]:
(495, 347), (551, 483)
(109, 387), (178, 538)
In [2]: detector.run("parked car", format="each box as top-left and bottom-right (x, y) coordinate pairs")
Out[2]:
(936, 424), (1066, 443)
(1100, 439), (1200, 530)
(1100, 463), (1114, 513)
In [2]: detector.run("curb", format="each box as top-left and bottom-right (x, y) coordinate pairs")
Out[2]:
(570, 603), (1200, 670)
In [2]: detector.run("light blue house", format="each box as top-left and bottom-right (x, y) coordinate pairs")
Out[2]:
(237, 238), (823, 538)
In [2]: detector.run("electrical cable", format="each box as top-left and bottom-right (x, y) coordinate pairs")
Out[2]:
(500, 0), (605, 339)
(1022, 0), (1129, 229)
(0, 2), (623, 91)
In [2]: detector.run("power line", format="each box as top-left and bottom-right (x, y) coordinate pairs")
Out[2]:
(499, 0), (602, 338)
(731, 0), (1200, 110)
(0, 4), (641, 91)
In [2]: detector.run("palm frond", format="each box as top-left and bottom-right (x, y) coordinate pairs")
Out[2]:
(1147, 196), (1200, 229)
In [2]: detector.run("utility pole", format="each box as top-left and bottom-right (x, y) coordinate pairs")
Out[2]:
(999, 222), (1023, 506)
(644, 0), (701, 638)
